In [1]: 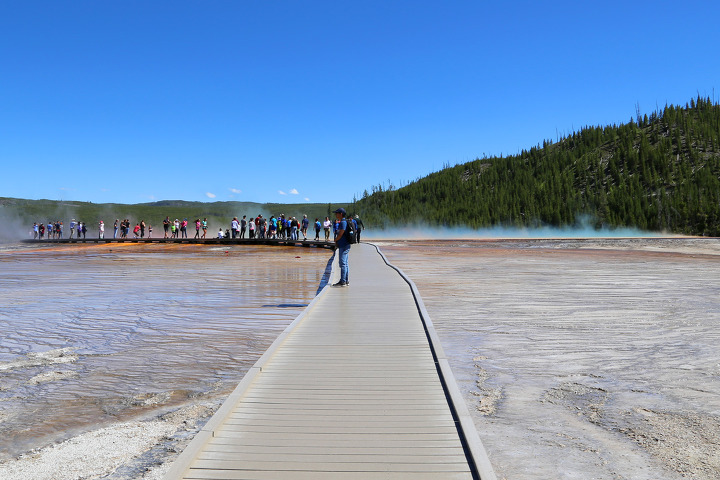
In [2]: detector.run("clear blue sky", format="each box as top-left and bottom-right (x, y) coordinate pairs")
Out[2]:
(1, 1), (718, 205)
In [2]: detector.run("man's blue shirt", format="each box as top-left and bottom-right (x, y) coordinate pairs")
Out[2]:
(336, 219), (350, 248)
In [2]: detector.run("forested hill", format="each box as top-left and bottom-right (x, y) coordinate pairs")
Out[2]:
(355, 96), (720, 236)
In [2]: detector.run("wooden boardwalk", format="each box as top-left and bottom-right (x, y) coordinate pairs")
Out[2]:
(21, 237), (334, 249)
(164, 243), (496, 480)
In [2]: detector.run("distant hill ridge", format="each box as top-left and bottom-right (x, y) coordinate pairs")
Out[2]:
(355, 96), (720, 236)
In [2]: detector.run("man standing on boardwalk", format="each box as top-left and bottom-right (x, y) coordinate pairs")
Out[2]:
(333, 208), (350, 287)
(354, 215), (365, 243)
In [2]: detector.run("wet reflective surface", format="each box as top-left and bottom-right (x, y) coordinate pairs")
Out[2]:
(379, 239), (720, 480)
(3, 238), (720, 480)
(0, 243), (331, 460)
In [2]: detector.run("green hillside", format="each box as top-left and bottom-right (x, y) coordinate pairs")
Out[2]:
(355, 96), (720, 236)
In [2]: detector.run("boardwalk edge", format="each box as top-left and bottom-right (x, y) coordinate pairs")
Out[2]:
(369, 243), (498, 480)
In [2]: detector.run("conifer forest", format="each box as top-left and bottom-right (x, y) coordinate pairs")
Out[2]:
(355, 96), (720, 236)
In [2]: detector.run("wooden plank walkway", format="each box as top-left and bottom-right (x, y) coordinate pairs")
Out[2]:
(21, 238), (334, 249)
(164, 243), (496, 480)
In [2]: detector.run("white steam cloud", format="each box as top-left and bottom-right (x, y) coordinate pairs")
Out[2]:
(0, 207), (33, 243)
(363, 221), (668, 241)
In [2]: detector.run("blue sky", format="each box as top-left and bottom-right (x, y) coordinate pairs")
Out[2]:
(1, 1), (718, 205)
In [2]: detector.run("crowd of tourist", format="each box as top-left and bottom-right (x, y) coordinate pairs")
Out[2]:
(214, 213), (365, 243)
(31, 213), (365, 243)
(31, 219), (151, 240)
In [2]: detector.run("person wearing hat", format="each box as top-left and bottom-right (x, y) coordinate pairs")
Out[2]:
(333, 207), (350, 287)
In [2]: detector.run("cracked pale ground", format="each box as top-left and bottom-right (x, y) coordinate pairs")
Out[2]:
(379, 238), (720, 480)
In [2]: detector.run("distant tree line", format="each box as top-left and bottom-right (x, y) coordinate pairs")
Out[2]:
(355, 96), (720, 236)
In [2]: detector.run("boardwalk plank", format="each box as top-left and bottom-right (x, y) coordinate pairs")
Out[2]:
(197, 452), (470, 464)
(205, 437), (465, 448)
(210, 431), (464, 441)
(190, 459), (471, 472)
(184, 470), (473, 480)
(204, 444), (466, 455)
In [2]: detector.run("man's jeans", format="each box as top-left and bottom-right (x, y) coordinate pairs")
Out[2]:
(338, 244), (350, 283)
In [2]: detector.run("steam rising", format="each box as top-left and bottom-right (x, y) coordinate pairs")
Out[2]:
(363, 220), (667, 241)
(0, 207), (34, 243)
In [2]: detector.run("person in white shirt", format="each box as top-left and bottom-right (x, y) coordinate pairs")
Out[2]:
(248, 219), (255, 239)
(323, 217), (332, 241)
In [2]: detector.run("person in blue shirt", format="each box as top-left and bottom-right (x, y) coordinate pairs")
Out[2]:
(269, 216), (278, 239)
(333, 208), (351, 287)
(301, 215), (309, 240)
(314, 218), (321, 241)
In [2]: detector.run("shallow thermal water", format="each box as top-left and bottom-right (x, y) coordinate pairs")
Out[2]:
(0, 243), (332, 461)
(2, 238), (720, 480)
(379, 238), (720, 480)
